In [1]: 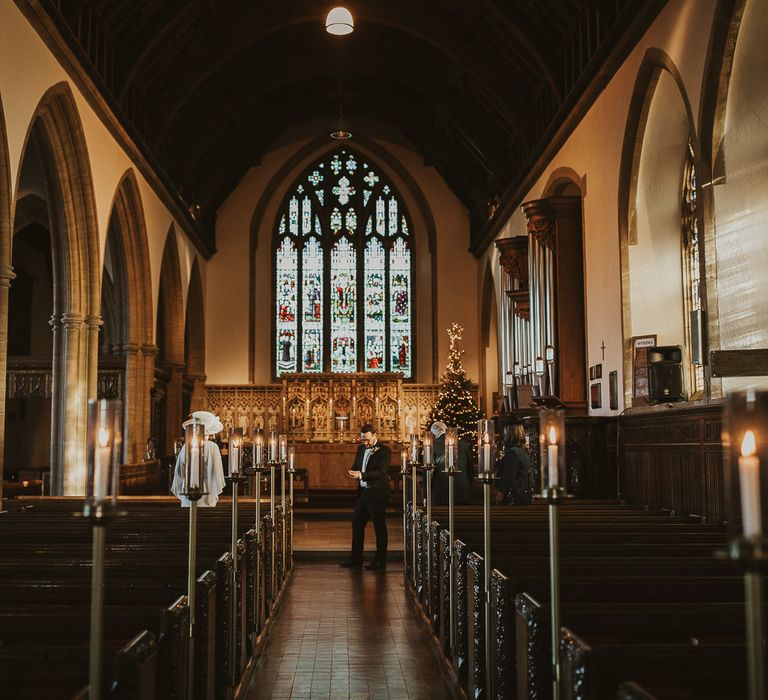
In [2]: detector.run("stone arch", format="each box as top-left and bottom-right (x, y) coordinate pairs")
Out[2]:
(154, 226), (185, 453)
(617, 50), (700, 406)
(0, 94), (13, 503)
(479, 260), (499, 417)
(102, 170), (155, 462)
(248, 135), (439, 382)
(541, 167), (584, 198)
(11, 83), (100, 495)
(184, 257), (206, 411)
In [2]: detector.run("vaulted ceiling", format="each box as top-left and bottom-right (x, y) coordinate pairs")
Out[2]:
(27, 0), (667, 255)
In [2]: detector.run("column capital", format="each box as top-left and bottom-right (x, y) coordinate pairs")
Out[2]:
(494, 236), (528, 288)
(122, 343), (140, 355)
(85, 314), (104, 331)
(141, 344), (159, 357)
(0, 263), (15, 285)
(521, 198), (555, 249)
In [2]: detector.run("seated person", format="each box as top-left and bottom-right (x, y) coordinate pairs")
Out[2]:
(497, 423), (531, 505)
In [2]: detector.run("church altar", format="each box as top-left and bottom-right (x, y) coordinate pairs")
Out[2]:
(205, 374), (474, 489)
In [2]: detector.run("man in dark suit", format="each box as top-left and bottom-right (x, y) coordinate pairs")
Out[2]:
(339, 423), (392, 570)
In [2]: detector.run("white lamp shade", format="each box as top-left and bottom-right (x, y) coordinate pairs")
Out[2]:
(326, 6), (354, 35)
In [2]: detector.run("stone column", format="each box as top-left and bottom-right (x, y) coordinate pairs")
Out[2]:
(0, 263), (16, 506)
(50, 312), (90, 495)
(186, 373), (207, 413)
(164, 363), (186, 455)
(122, 343), (140, 463)
(141, 344), (158, 453)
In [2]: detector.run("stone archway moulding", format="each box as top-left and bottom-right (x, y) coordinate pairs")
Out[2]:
(9, 82), (101, 495)
(105, 169), (155, 462)
(617, 49), (700, 407)
(247, 135), (440, 383)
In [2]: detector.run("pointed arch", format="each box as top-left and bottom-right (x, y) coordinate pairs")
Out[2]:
(479, 260), (499, 416)
(185, 258), (206, 411)
(10, 83), (101, 495)
(0, 93), (14, 503)
(618, 50), (702, 406)
(153, 225), (185, 453)
(102, 169), (154, 461)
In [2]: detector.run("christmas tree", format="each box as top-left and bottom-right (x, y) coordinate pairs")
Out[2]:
(426, 323), (482, 451)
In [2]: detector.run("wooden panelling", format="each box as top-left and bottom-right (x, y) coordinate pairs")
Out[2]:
(618, 404), (726, 524)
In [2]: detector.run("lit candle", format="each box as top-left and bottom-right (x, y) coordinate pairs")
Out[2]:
(410, 434), (418, 463)
(279, 434), (288, 462)
(401, 448), (408, 470)
(253, 432), (264, 464)
(547, 426), (559, 487)
(94, 426), (110, 500)
(190, 437), (200, 488)
(423, 432), (433, 465)
(288, 446), (296, 472)
(481, 432), (492, 475)
(268, 431), (278, 462)
(739, 430), (762, 536)
(230, 432), (241, 476)
(446, 430), (456, 469)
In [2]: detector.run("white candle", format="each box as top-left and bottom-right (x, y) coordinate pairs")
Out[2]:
(447, 439), (455, 469)
(401, 449), (408, 470)
(279, 435), (288, 461)
(483, 438), (491, 475)
(423, 435), (432, 465)
(269, 432), (277, 462)
(410, 435), (418, 463)
(230, 443), (240, 476)
(547, 426), (559, 487)
(190, 439), (200, 488)
(288, 448), (296, 472)
(94, 427), (110, 500)
(254, 435), (263, 466)
(739, 430), (762, 536)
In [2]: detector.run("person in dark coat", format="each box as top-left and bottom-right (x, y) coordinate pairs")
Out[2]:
(339, 423), (392, 570)
(431, 421), (472, 505)
(497, 423), (531, 505)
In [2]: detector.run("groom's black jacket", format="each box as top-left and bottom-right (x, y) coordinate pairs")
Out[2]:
(352, 442), (392, 502)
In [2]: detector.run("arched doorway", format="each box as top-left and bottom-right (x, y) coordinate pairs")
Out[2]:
(5, 85), (100, 495)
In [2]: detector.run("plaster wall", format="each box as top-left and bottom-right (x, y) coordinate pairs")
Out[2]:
(210, 136), (476, 386)
(492, 0), (718, 415)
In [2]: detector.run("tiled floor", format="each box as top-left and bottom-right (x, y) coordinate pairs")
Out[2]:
(245, 562), (455, 699)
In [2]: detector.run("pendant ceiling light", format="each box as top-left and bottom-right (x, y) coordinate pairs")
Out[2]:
(330, 77), (352, 140)
(326, 6), (354, 36)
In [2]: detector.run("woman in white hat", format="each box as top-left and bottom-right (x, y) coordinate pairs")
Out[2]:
(170, 411), (226, 507)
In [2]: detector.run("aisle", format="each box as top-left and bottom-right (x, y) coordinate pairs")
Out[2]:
(244, 562), (456, 699)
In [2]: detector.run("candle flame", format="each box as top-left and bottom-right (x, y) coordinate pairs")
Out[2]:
(548, 426), (557, 445)
(98, 427), (109, 447)
(742, 430), (757, 458)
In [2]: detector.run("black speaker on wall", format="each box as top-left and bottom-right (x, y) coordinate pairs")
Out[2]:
(648, 345), (685, 404)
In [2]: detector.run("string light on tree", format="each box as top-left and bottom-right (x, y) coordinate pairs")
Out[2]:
(426, 323), (482, 454)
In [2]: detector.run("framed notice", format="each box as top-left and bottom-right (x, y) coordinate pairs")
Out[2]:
(632, 335), (657, 405)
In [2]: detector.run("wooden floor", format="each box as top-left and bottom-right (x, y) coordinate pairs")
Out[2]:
(293, 516), (404, 554)
(244, 562), (454, 699)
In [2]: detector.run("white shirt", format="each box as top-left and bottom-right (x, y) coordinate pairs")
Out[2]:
(171, 441), (226, 507)
(360, 447), (374, 488)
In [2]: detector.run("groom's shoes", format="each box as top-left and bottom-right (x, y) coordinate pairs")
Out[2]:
(338, 559), (362, 569)
(364, 558), (386, 571)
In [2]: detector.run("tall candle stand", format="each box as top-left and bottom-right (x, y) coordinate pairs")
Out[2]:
(408, 433), (421, 589)
(84, 399), (121, 700)
(535, 408), (567, 700)
(225, 428), (247, 688)
(279, 435), (288, 581)
(476, 418), (498, 699)
(183, 418), (207, 700)
(267, 431), (279, 602)
(400, 449), (409, 574)
(723, 390), (768, 700)
(287, 446), (296, 573)
(445, 427), (459, 658)
(422, 431), (435, 615)
(246, 431), (265, 634)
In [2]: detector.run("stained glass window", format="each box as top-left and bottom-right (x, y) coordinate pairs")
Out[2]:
(681, 142), (705, 396)
(274, 148), (414, 377)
